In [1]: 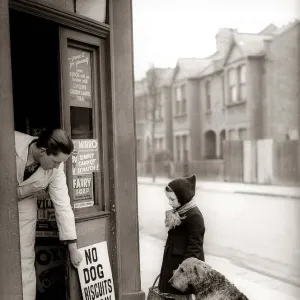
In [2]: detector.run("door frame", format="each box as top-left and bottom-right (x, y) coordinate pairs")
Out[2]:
(9, 0), (109, 38)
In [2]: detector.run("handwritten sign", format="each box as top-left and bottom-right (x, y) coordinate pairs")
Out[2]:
(68, 47), (92, 105)
(73, 174), (94, 208)
(78, 242), (115, 300)
(72, 139), (99, 175)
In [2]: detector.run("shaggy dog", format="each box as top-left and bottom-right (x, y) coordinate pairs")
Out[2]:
(169, 258), (249, 300)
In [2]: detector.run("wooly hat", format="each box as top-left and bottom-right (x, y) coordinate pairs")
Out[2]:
(167, 174), (196, 205)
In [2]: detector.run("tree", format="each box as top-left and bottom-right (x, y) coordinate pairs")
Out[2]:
(146, 64), (160, 183)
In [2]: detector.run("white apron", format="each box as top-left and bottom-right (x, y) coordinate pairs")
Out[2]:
(15, 131), (77, 300)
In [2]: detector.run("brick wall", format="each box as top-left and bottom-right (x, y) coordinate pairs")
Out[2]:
(265, 23), (300, 140)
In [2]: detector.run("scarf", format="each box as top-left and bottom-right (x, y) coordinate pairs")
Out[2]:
(165, 198), (197, 230)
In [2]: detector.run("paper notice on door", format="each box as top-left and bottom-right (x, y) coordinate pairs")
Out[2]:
(77, 241), (116, 300)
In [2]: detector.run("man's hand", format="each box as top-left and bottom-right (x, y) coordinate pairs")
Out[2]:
(68, 243), (83, 269)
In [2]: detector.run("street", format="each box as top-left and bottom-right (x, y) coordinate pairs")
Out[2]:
(137, 182), (300, 300)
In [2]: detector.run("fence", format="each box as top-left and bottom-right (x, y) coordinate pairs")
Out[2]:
(137, 140), (300, 185)
(231, 139), (300, 186)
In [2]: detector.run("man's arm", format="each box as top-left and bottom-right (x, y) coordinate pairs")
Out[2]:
(48, 164), (82, 268)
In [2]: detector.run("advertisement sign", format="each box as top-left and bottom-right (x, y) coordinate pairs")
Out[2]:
(78, 241), (115, 300)
(72, 139), (99, 176)
(73, 173), (94, 208)
(35, 245), (66, 298)
(36, 190), (58, 238)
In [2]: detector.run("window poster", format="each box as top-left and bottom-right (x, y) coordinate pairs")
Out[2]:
(73, 173), (94, 208)
(72, 139), (99, 176)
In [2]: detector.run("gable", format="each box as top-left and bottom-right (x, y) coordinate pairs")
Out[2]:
(224, 44), (244, 66)
(174, 67), (187, 81)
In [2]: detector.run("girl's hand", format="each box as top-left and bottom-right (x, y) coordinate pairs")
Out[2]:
(68, 243), (83, 268)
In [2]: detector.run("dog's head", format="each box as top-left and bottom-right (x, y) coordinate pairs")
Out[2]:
(169, 257), (212, 292)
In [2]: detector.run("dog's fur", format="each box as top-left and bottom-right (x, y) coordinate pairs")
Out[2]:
(169, 258), (249, 300)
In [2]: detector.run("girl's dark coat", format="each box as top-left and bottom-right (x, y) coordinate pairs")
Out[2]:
(158, 206), (205, 294)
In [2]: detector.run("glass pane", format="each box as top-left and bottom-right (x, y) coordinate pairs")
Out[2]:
(68, 47), (92, 108)
(70, 107), (93, 139)
(240, 65), (246, 83)
(240, 85), (246, 101)
(176, 87), (182, 101)
(231, 86), (237, 103)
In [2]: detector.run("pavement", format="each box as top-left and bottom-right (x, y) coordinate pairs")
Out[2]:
(138, 176), (300, 199)
(139, 233), (300, 300)
(137, 178), (300, 299)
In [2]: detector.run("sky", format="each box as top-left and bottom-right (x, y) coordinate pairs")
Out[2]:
(132, 0), (299, 80)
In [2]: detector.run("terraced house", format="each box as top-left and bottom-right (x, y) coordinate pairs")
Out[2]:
(135, 21), (300, 178)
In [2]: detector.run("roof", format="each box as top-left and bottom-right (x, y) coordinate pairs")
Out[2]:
(135, 20), (300, 86)
(258, 24), (279, 35)
(233, 32), (272, 57)
(232, 20), (300, 57)
(173, 58), (212, 80)
(155, 68), (174, 87)
(273, 19), (300, 35)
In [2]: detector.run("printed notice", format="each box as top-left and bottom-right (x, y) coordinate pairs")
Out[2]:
(78, 242), (116, 300)
(73, 174), (94, 209)
(72, 139), (99, 176)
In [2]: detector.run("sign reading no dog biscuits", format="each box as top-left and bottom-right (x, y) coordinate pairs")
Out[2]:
(78, 242), (115, 300)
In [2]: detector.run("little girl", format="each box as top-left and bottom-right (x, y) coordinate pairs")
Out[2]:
(158, 175), (205, 299)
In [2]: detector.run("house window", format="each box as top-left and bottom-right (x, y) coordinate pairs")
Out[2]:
(155, 94), (163, 121)
(228, 68), (237, 103)
(205, 80), (211, 111)
(181, 85), (187, 114)
(175, 86), (182, 115)
(221, 74), (225, 107)
(175, 85), (186, 115)
(238, 65), (246, 102)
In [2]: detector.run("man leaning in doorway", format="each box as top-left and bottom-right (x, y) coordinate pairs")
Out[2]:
(15, 128), (83, 300)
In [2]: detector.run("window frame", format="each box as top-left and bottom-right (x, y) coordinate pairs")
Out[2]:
(60, 28), (109, 212)
(227, 68), (238, 104)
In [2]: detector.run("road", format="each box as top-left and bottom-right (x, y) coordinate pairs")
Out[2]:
(137, 183), (300, 300)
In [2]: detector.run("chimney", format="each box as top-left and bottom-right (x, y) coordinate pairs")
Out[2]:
(215, 28), (234, 57)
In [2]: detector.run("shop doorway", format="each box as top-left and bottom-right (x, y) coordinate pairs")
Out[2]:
(9, 9), (67, 300)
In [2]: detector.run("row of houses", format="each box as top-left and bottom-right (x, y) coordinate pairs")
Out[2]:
(134, 21), (300, 180)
